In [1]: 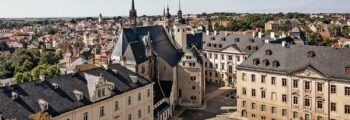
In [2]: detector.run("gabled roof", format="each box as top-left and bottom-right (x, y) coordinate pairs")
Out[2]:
(238, 44), (350, 80)
(0, 64), (152, 120)
(111, 25), (181, 67)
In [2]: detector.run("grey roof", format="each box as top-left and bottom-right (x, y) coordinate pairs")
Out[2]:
(112, 25), (181, 67)
(0, 64), (152, 120)
(187, 33), (203, 50)
(203, 32), (304, 53)
(203, 32), (267, 53)
(238, 44), (350, 80)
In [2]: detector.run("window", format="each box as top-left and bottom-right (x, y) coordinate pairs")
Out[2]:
(242, 88), (246, 95)
(148, 105), (151, 114)
(331, 85), (336, 94)
(261, 116), (266, 120)
(305, 114), (311, 120)
(253, 58), (259, 65)
(261, 91), (266, 98)
(252, 103), (256, 109)
(305, 81), (310, 90)
(293, 79), (298, 88)
(317, 83), (323, 91)
(138, 92), (141, 101)
(346, 67), (350, 75)
(242, 101), (246, 107)
(221, 55), (224, 60)
(251, 114), (256, 118)
(128, 96), (131, 105)
(293, 111), (298, 118)
(261, 75), (266, 83)
(228, 55), (232, 60)
(282, 109), (287, 116)
(251, 74), (256, 82)
(138, 110), (142, 118)
(128, 113), (132, 120)
(115, 101), (119, 111)
(214, 54), (218, 59)
(331, 102), (336, 111)
(317, 100), (323, 109)
(221, 64), (225, 70)
(252, 89), (256, 97)
(100, 106), (105, 116)
(147, 89), (150, 97)
(304, 98), (311, 107)
(293, 96), (298, 104)
(228, 66), (233, 73)
(272, 107), (276, 113)
(345, 87), (350, 95)
(102, 88), (105, 96)
(236, 56), (240, 62)
(345, 105), (350, 114)
(192, 86), (196, 90)
(317, 116), (322, 120)
(282, 78), (287, 86)
(282, 94), (287, 102)
(271, 77), (276, 85)
(242, 73), (247, 81)
(261, 105), (266, 111)
(83, 112), (88, 120)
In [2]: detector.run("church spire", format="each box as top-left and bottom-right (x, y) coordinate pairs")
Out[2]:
(175, 0), (185, 24)
(129, 0), (137, 27)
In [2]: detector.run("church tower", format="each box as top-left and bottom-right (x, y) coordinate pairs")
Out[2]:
(163, 5), (172, 32)
(129, 0), (137, 27)
(173, 0), (187, 50)
(98, 13), (103, 23)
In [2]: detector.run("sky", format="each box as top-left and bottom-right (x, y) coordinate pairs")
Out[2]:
(0, 0), (349, 18)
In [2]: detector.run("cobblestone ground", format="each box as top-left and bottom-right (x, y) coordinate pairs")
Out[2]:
(178, 83), (236, 120)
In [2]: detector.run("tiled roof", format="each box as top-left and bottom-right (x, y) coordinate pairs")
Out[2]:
(238, 44), (350, 80)
(0, 64), (152, 120)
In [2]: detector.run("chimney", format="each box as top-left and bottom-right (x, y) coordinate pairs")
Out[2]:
(258, 32), (262, 38)
(214, 31), (217, 35)
(39, 75), (45, 82)
(11, 92), (18, 100)
(224, 31), (228, 36)
(252, 31), (256, 38)
(265, 39), (270, 44)
(206, 30), (210, 36)
(282, 41), (286, 47)
(270, 32), (275, 39)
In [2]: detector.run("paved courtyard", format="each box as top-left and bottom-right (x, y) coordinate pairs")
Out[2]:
(177, 83), (236, 120)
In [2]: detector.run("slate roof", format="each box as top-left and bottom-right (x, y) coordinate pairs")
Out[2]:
(0, 64), (152, 120)
(187, 33), (203, 50)
(112, 25), (181, 67)
(203, 32), (304, 53)
(238, 44), (350, 80)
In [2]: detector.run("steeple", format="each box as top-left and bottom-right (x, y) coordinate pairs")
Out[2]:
(175, 0), (185, 24)
(129, 0), (137, 27)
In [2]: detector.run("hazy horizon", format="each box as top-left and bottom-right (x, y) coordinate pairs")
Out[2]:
(1, 0), (349, 18)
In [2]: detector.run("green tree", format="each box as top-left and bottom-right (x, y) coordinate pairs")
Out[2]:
(39, 52), (59, 65)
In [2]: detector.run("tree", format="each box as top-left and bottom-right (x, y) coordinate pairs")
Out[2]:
(39, 52), (59, 65)
(31, 112), (51, 120)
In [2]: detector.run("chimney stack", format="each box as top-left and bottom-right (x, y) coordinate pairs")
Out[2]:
(282, 41), (286, 47)
(252, 31), (256, 38)
(270, 32), (275, 39)
(258, 32), (263, 38)
(206, 30), (210, 36)
(265, 39), (270, 44)
(39, 75), (45, 82)
(214, 31), (217, 35)
(224, 31), (228, 36)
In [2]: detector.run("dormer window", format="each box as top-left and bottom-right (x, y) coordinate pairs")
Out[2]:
(253, 46), (259, 51)
(38, 99), (49, 112)
(52, 83), (59, 89)
(235, 38), (240, 42)
(263, 59), (270, 66)
(307, 51), (316, 58)
(253, 58), (260, 65)
(130, 75), (138, 83)
(346, 67), (350, 75)
(221, 37), (226, 41)
(213, 44), (217, 48)
(246, 46), (252, 50)
(211, 37), (215, 40)
(265, 49), (272, 55)
(249, 38), (255, 43)
(208, 43), (212, 47)
(11, 92), (18, 100)
(218, 44), (223, 48)
(74, 90), (84, 101)
(273, 60), (280, 68)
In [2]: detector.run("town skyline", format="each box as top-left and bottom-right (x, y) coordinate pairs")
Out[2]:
(1, 0), (350, 18)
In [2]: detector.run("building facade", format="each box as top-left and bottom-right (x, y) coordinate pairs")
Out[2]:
(236, 44), (350, 120)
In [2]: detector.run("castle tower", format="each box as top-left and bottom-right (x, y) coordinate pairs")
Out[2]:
(173, 0), (187, 50)
(129, 0), (137, 27)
